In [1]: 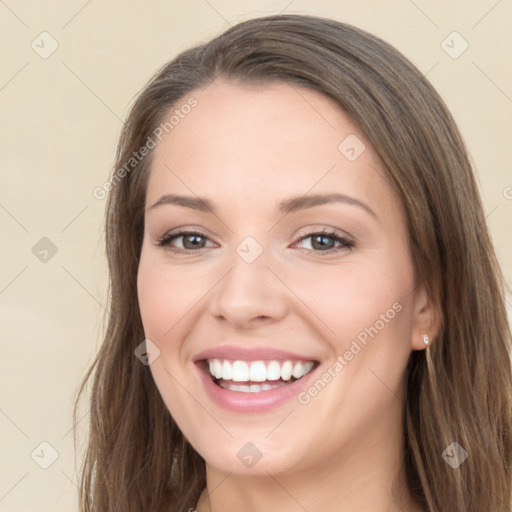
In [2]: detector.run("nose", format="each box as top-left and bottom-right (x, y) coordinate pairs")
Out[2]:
(208, 247), (290, 331)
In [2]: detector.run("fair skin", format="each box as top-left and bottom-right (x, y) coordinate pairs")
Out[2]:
(137, 79), (434, 512)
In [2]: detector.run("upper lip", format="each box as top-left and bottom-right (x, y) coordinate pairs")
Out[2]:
(193, 345), (319, 363)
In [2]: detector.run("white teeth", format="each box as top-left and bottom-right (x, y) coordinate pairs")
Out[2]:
(232, 361), (249, 381)
(302, 361), (314, 376)
(292, 362), (304, 379)
(266, 361), (281, 381)
(218, 381), (288, 392)
(292, 361), (314, 379)
(249, 361), (266, 382)
(222, 360), (233, 380)
(213, 359), (223, 379)
(281, 361), (293, 381)
(207, 358), (315, 383)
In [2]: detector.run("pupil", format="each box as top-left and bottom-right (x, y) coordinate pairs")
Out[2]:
(312, 235), (333, 250)
(184, 234), (204, 249)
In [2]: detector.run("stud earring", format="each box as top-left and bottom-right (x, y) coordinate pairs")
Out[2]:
(423, 334), (429, 347)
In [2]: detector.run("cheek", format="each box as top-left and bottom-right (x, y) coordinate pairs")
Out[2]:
(286, 255), (413, 348)
(137, 265), (172, 339)
(137, 252), (198, 429)
(137, 254), (197, 341)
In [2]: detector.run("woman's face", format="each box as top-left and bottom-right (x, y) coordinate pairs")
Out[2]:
(137, 79), (430, 476)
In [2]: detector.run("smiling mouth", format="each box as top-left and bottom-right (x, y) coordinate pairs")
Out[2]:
(201, 358), (318, 393)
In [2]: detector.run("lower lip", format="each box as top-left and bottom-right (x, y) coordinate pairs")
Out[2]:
(196, 363), (317, 413)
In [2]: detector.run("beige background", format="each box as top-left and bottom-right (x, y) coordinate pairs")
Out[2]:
(1, 1), (511, 510)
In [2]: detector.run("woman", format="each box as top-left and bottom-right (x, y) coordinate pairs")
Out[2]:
(75, 14), (512, 512)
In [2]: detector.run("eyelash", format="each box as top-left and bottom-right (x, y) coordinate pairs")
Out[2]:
(155, 230), (355, 255)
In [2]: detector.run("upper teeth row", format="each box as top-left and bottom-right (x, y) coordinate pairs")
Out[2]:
(208, 359), (314, 382)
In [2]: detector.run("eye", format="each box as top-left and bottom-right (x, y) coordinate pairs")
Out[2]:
(293, 230), (354, 254)
(155, 229), (355, 255)
(155, 231), (214, 252)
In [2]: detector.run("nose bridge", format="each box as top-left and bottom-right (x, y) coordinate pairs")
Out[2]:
(209, 234), (288, 327)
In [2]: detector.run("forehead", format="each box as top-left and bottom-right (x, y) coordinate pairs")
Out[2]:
(145, 79), (395, 216)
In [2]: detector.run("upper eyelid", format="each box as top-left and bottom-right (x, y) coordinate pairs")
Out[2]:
(157, 230), (216, 246)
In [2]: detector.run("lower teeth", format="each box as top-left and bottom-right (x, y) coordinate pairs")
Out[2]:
(217, 379), (295, 393)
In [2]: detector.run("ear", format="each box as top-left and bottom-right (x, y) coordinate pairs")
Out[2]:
(410, 284), (441, 351)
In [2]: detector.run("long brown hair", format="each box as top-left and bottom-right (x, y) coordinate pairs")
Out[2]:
(74, 14), (512, 511)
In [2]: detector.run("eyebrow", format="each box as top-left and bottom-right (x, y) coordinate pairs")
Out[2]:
(148, 193), (377, 218)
